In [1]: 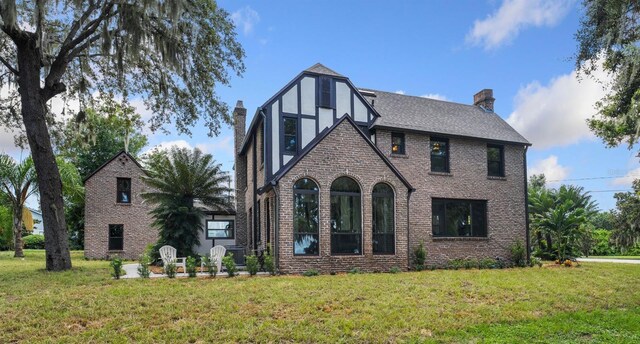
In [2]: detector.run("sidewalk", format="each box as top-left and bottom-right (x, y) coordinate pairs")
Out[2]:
(121, 263), (270, 279)
(576, 258), (640, 264)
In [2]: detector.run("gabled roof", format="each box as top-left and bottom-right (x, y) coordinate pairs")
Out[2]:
(304, 63), (345, 77)
(83, 150), (145, 183)
(259, 114), (414, 193)
(363, 89), (530, 145)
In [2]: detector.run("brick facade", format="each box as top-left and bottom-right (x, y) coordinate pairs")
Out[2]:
(84, 152), (157, 260)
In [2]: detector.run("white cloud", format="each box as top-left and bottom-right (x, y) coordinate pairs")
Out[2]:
(395, 90), (405, 95)
(467, 0), (575, 50)
(231, 6), (260, 36)
(506, 66), (611, 149)
(421, 93), (449, 101)
(142, 140), (194, 156)
(612, 167), (640, 186)
(195, 136), (233, 154)
(529, 155), (570, 186)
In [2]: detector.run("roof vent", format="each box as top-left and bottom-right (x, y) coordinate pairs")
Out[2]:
(473, 89), (494, 112)
(359, 90), (377, 97)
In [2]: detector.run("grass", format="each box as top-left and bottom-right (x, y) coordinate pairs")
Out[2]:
(0, 251), (639, 343)
(588, 256), (640, 260)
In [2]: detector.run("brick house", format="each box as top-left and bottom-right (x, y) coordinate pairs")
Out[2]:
(235, 64), (530, 273)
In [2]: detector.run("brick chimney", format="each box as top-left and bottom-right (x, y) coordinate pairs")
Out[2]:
(473, 89), (495, 112)
(233, 100), (248, 248)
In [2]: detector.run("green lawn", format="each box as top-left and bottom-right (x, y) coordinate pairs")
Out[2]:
(1, 251), (639, 343)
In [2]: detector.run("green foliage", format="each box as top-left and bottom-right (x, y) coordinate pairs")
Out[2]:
(576, 0), (640, 149)
(263, 246), (276, 276)
(447, 259), (465, 270)
(510, 240), (527, 267)
(610, 180), (640, 253)
(530, 257), (543, 268)
(389, 266), (401, 274)
(0, 203), (12, 250)
(137, 252), (151, 279)
(202, 256), (218, 278)
(589, 229), (614, 256)
(302, 269), (319, 277)
(478, 258), (498, 269)
(245, 254), (259, 276)
(164, 261), (177, 278)
(348, 267), (363, 274)
(22, 234), (45, 249)
(222, 253), (237, 277)
(591, 211), (616, 231)
(110, 257), (124, 279)
(413, 241), (427, 271)
(142, 147), (232, 258)
(186, 256), (197, 278)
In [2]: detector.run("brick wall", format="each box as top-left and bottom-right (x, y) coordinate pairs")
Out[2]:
(84, 152), (157, 260)
(275, 120), (410, 274)
(375, 129), (527, 267)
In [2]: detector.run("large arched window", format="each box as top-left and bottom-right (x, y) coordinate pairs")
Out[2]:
(372, 183), (395, 254)
(293, 178), (319, 255)
(330, 177), (362, 255)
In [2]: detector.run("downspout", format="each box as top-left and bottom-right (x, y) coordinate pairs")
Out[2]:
(524, 145), (531, 262)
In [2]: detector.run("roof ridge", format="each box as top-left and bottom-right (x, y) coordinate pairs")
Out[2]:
(304, 63), (344, 77)
(359, 87), (480, 109)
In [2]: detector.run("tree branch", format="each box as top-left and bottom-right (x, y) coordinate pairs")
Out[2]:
(0, 55), (18, 75)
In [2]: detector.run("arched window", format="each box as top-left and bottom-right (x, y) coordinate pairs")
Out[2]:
(372, 183), (394, 254)
(293, 178), (319, 255)
(330, 177), (362, 255)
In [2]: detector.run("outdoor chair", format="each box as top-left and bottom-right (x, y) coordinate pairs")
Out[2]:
(201, 245), (226, 273)
(159, 245), (187, 274)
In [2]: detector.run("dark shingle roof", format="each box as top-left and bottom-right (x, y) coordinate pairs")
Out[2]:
(362, 89), (530, 145)
(304, 63), (344, 77)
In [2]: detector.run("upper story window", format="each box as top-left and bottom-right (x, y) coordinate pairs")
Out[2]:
(116, 178), (131, 203)
(487, 144), (505, 177)
(430, 137), (449, 173)
(391, 133), (405, 155)
(432, 199), (487, 237)
(283, 117), (297, 154)
(206, 220), (234, 239)
(318, 76), (334, 109)
(293, 178), (319, 255)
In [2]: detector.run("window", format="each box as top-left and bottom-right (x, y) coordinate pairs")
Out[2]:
(430, 137), (449, 173)
(330, 177), (362, 255)
(391, 133), (405, 155)
(266, 198), (271, 245)
(319, 76), (334, 108)
(432, 199), (487, 237)
(293, 178), (319, 255)
(487, 144), (505, 177)
(206, 220), (234, 239)
(255, 200), (261, 246)
(116, 178), (131, 203)
(283, 117), (297, 154)
(108, 224), (124, 251)
(372, 183), (394, 254)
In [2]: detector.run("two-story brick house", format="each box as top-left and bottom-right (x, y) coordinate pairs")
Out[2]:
(235, 64), (530, 273)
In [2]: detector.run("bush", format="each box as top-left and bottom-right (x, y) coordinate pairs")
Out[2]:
(478, 258), (498, 269)
(348, 267), (362, 274)
(137, 252), (151, 279)
(463, 258), (478, 269)
(447, 259), (465, 270)
(510, 240), (527, 267)
(23, 234), (45, 249)
(389, 266), (401, 274)
(246, 254), (259, 276)
(303, 269), (319, 277)
(590, 229), (614, 256)
(164, 261), (177, 278)
(530, 257), (543, 268)
(202, 256), (218, 278)
(222, 253), (237, 277)
(110, 257), (124, 279)
(186, 256), (197, 277)
(413, 241), (427, 271)
(264, 245), (276, 275)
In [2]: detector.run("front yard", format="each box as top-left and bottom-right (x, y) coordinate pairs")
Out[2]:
(1, 251), (639, 343)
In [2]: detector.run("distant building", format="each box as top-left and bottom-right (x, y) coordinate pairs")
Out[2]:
(29, 208), (43, 235)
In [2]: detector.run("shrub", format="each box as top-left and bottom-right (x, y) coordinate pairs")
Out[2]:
(222, 253), (237, 277)
(186, 256), (197, 277)
(413, 242), (427, 271)
(110, 257), (124, 279)
(389, 266), (401, 274)
(530, 257), (543, 268)
(264, 245), (276, 275)
(246, 255), (259, 276)
(164, 261), (177, 278)
(479, 258), (498, 269)
(510, 240), (527, 267)
(447, 259), (465, 270)
(137, 252), (151, 279)
(590, 229), (614, 256)
(202, 256), (218, 278)
(348, 267), (362, 274)
(463, 258), (478, 269)
(303, 269), (319, 277)
(22, 234), (45, 249)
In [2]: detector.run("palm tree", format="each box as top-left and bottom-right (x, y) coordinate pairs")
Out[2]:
(142, 147), (232, 257)
(0, 155), (37, 257)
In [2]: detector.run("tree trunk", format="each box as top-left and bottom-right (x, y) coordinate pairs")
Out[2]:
(16, 36), (72, 271)
(12, 205), (24, 258)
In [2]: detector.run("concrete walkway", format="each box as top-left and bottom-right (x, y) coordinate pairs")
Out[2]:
(577, 258), (640, 264)
(121, 263), (270, 279)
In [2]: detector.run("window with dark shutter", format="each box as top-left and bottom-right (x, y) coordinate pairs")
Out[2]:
(318, 76), (333, 108)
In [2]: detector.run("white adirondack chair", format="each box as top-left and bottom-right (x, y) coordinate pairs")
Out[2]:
(159, 245), (187, 274)
(201, 245), (226, 273)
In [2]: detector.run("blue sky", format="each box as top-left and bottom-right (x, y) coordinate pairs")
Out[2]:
(2, 0), (638, 211)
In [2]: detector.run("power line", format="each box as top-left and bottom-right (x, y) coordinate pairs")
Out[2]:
(547, 175), (640, 182)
